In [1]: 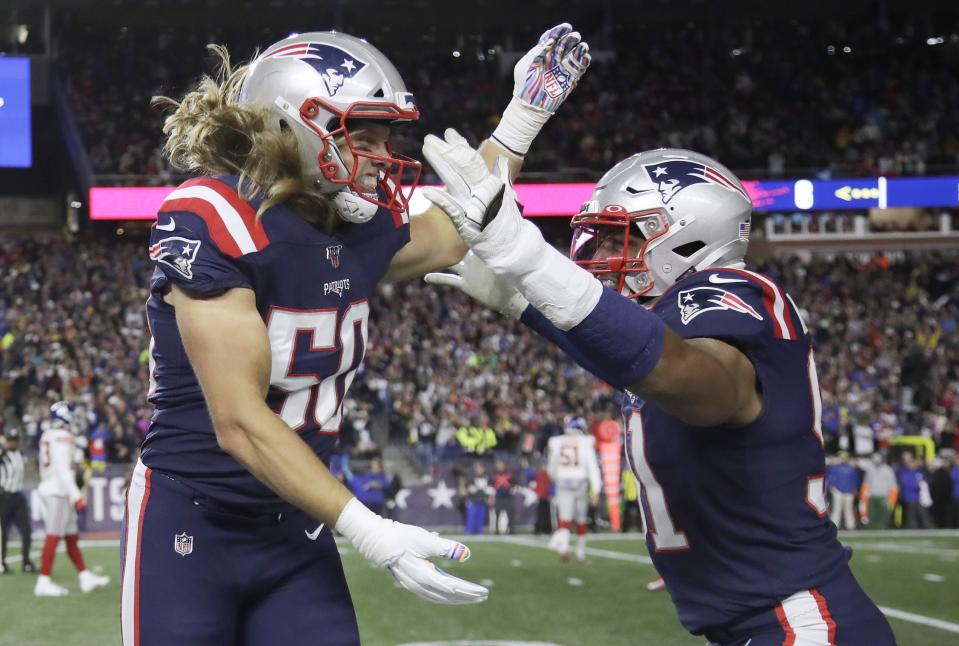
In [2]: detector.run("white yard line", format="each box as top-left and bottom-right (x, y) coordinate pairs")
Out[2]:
(845, 541), (959, 558)
(838, 529), (959, 538)
(879, 607), (959, 634)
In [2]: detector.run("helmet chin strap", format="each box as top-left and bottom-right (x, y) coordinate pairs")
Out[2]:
(332, 188), (379, 223)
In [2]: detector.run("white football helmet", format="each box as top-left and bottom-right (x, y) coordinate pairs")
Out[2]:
(239, 31), (422, 223)
(50, 401), (82, 435)
(570, 149), (752, 299)
(563, 415), (587, 435)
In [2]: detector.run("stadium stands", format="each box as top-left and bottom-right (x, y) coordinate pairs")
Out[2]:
(0, 232), (955, 471)
(54, 13), (959, 180)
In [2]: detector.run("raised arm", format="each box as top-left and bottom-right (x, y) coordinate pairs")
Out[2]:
(421, 142), (761, 429)
(384, 24), (590, 282)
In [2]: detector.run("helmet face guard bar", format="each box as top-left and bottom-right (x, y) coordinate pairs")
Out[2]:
(570, 206), (670, 299)
(300, 98), (423, 214)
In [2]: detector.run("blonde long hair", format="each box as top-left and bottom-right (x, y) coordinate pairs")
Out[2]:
(152, 45), (337, 231)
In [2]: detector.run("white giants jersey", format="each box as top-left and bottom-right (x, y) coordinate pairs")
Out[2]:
(38, 427), (82, 502)
(548, 434), (601, 492)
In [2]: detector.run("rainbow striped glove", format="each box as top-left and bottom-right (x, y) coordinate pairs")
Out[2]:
(491, 23), (591, 158)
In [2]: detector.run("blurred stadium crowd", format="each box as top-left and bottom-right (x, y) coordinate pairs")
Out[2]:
(1, 7), (957, 531)
(54, 14), (959, 181)
(0, 233), (956, 466)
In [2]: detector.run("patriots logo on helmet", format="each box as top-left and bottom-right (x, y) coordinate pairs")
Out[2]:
(266, 42), (367, 97)
(643, 160), (750, 205)
(150, 236), (202, 280)
(678, 286), (763, 325)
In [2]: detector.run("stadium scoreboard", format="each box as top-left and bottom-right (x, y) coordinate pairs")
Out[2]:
(91, 176), (959, 220)
(0, 57), (32, 168)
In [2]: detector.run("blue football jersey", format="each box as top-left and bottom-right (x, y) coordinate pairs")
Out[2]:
(143, 176), (409, 510)
(626, 267), (846, 635)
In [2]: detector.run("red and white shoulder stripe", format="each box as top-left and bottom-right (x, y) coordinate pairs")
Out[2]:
(722, 268), (801, 340)
(158, 178), (270, 258)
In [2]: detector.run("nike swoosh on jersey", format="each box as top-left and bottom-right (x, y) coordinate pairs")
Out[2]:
(708, 274), (748, 284)
(305, 523), (325, 540)
(155, 219), (176, 231)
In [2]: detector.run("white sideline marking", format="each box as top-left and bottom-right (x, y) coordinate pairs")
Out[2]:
(845, 541), (959, 558)
(397, 642), (563, 646)
(497, 535), (655, 565)
(838, 529), (959, 538)
(879, 607), (959, 634)
(11, 537), (959, 636)
(922, 573), (945, 583)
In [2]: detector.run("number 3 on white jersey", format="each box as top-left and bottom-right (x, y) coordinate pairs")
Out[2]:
(266, 302), (369, 433)
(625, 412), (690, 552)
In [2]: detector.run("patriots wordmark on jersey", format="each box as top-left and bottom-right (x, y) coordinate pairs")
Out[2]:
(143, 175), (409, 510)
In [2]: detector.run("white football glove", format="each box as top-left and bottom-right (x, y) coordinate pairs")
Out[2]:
(335, 498), (488, 605)
(422, 129), (525, 256)
(491, 23), (591, 157)
(423, 128), (496, 214)
(422, 129), (602, 331)
(424, 251), (529, 319)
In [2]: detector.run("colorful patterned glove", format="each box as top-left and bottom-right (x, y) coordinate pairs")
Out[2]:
(514, 23), (591, 114)
(491, 23), (591, 158)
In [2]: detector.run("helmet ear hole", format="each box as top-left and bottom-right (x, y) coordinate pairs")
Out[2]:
(371, 87), (385, 98)
(672, 241), (706, 258)
(278, 119), (290, 132)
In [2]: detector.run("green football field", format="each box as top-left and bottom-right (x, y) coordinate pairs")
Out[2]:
(1, 532), (958, 645)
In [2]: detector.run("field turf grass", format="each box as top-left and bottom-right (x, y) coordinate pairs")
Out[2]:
(1, 532), (957, 645)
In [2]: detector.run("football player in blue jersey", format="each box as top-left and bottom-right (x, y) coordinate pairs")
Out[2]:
(424, 144), (896, 645)
(125, 26), (590, 646)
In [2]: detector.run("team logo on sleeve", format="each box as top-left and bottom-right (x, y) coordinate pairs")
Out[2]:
(678, 287), (763, 325)
(643, 160), (750, 204)
(150, 236), (202, 279)
(265, 43), (367, 97)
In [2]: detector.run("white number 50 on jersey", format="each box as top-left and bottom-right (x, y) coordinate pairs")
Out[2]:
(266, 302), (370, 433)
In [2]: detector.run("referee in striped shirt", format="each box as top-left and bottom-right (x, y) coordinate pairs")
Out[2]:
(1, 428), (36, 574)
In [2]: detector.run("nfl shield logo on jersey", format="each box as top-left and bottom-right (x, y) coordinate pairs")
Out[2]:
(174, 532), (194, 557)
(326, 244), (343, 269)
